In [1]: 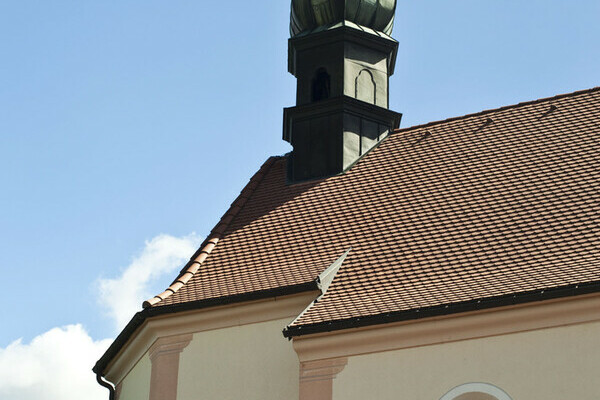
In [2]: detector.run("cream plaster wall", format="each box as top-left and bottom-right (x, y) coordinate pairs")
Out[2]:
(332, 320), (600, 400)
(178, 317), (299, 400)
(118, 352), (151, 400)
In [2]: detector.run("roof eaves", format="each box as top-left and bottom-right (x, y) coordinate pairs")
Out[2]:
(286, 249), (350, 331)
(94, 279), (319, 375)
(283, 280), (600, 338)
(143, 156), (281, 308)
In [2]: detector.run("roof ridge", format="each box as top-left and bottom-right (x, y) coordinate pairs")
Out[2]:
(142, 156), (278, 308)
(394, 86), (600, 133)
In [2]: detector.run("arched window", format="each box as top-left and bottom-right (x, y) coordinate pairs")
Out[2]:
(312, 68), (330, 102)
(439, 383), (512, 400)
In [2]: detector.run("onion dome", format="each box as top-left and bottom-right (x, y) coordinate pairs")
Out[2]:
(290, 0), (396, 37)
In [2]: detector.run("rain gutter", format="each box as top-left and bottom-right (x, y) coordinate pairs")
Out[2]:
(283, 280), (600, 338)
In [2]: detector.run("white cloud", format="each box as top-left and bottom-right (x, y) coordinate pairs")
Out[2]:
(0, 233), (201, 400)
(97, 233), (201, 331)
(0, 325), (112, 400)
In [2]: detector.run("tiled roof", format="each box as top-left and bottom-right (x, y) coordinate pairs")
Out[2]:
(146, 87), (600, 334)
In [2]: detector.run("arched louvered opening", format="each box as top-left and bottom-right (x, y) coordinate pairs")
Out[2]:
(312, 68), (331, 102)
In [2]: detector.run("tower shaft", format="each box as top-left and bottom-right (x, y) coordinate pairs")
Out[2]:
(284, 25), (401, 182)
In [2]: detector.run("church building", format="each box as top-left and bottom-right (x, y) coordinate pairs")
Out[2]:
(94, 1), (600, 399)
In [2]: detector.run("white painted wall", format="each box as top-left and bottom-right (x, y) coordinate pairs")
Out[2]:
(177, 317), (299, 400)
(333, 321), (600, 400)
(118, 352), (151, 400)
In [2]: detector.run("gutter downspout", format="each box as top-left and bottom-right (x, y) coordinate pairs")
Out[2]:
(96, 373), (115, 400)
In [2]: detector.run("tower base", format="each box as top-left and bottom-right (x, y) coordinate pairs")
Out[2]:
(284, 96), (402, 182)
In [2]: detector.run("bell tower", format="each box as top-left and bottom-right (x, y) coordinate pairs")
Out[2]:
(284, 0), (402, 182)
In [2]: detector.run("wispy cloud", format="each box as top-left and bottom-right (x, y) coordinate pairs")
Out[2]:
(97, 233), (201, 331)
(0, 233), (201, 400)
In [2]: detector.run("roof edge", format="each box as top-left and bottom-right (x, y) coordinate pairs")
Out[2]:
(143, 156), (280, 308)
(287, 249), (351, 329)
(94, 279), (319, 375)
(283, 280), (600, 338)
(394, 86), (600, 134)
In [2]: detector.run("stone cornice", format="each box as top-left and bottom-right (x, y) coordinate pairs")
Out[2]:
(293, 293), (600, 362)
(105, 291), (318, 384)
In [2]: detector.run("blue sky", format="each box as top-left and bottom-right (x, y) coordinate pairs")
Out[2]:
(0, 1), (599, 398)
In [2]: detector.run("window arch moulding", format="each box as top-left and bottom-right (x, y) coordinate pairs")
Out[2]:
(439, 382), (513, 400)
(355, 69), (376, 104)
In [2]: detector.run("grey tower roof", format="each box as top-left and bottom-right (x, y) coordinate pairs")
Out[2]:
(290, 0), (396, 37)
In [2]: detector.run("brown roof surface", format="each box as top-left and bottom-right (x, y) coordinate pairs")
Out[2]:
(147, 87), (600, 331)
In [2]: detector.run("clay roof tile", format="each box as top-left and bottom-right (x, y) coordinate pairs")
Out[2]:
(145, 87), (600, 334)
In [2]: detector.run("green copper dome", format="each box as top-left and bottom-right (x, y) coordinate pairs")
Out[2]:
(290, 0), (396, 37)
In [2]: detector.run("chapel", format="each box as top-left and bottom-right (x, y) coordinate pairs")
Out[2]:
(94, 2), (600, 399)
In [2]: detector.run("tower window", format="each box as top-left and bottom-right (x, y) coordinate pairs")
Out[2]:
(312, 68), (331, 102)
